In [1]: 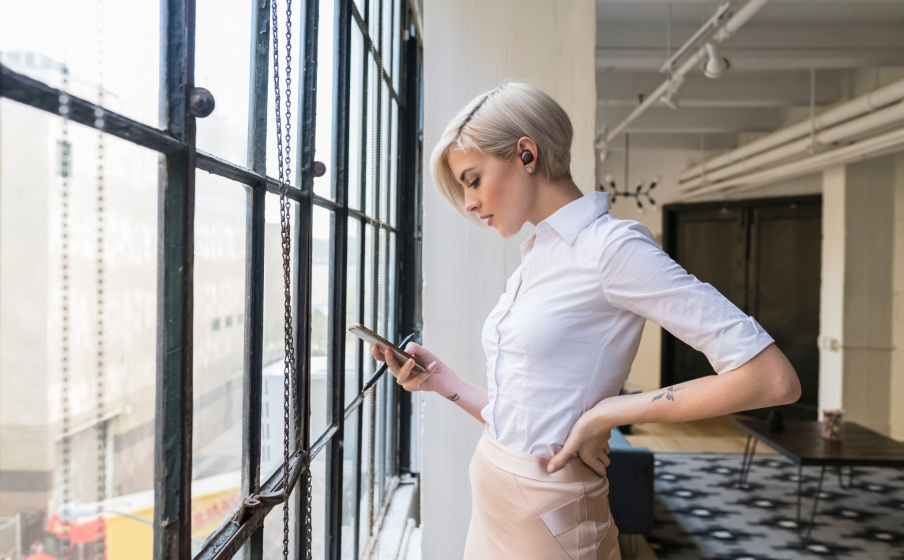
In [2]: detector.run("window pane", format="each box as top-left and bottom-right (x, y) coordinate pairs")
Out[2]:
(380, 80), (391, 222)
(392, 0), (401, 93)
(0, 100), (159, 555)
(388, 232), (397, 345)
(389, 99), (399, 227)
(262, 192), (299, 476)
(368, 0), (380, 55)
(348, 22), (365, 211)
(352, 0), (364, 21)
(363, 222), (375, 368)
(345, 218), (362, 406)
(0, 0), (160, 127)
(267, 0), (305, 191)
(311, 206), (333, 443)
(190, 174), (247, 546)
(313, 0), (335, 200)
(364, 52), (377, 218)
(263, 498), (297, 560)
(357, 390), (374, 554)
(382, 0), (393, 73)
(341, 407), (360, 560)
(195, 0), (253, 165)
(310, 447), (327, 559)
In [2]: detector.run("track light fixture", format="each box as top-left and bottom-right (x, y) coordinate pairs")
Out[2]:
(703, 43), (730, 79)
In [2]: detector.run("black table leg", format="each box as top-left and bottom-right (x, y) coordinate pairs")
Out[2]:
(836, 465), (854, 489)
(739, 437), (758, 488)
(737, 435), (752, 488)
(798, 465), (826, 539)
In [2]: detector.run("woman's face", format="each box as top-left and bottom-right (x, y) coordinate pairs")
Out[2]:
(446, 141), (537, 239)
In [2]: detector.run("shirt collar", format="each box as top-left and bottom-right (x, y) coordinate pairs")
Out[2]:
(541, 190), (611, 245)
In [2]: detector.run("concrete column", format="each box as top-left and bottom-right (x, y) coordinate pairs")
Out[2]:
(890, 152), (904, 440)
(421, 1), (596, 558)
(819, 156), (895, 435)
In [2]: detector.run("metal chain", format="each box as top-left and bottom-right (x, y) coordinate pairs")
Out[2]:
(270, 0), (308, 558)
(58, 58), (72, 560)
(94, 2), (107, 552)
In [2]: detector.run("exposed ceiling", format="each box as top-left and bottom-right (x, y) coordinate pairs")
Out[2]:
(596, 0), (904, 150)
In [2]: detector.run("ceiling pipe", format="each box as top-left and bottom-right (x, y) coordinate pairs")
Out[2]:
(601, 0), (773, 148)
(684, 125), (904, 199)
(680, 76), (904, 183)
(680, 100), (904, 191)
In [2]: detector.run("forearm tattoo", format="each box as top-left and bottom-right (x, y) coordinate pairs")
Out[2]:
(446, 393), (460, 402)
(651, 386), (685, 402)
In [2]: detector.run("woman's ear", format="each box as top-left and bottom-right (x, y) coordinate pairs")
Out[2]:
(517, 136), (539, 172)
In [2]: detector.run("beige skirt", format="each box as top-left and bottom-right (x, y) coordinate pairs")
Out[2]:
(464, 425), (621, 560)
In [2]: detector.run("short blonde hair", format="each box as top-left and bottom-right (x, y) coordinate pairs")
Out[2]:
(429, 81), (574, 223)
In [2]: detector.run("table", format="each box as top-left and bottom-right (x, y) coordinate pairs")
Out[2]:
(732, 417), (904, 539)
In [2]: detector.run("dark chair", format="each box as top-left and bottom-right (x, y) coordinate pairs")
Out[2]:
(607, 426), (655, 557)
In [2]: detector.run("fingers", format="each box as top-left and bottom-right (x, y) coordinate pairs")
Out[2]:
(371, 343), (385, 362)
(397, 355), (418, 383)
(547, 443), (575, 473)
(589, 457), (607, 477)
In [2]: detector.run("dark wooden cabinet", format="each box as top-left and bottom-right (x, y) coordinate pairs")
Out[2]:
(661, 196), (821, 420)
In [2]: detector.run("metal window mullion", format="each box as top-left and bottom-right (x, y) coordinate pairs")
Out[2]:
(352, 212), (366, 559)
(154, 0), (196, 557)
(396, 12), (419, 473)
(294, 0), (320, 554)
(239, 0), (272, 557)
(0, 65), (184, 154)
(325, 0), (353, 558)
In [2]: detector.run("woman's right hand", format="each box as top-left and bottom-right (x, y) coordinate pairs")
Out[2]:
(371, 342), (455, 396)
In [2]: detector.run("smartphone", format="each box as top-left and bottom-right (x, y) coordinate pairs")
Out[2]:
(348, 323), (428, 374)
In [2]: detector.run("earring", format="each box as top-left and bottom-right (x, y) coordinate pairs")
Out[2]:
(526, 167), (534, 173)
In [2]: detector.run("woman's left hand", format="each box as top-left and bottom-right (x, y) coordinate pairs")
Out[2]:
(547, 399), (616, 476)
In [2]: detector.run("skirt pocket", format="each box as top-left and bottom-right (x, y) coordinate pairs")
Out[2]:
(515, 474), (615, 560)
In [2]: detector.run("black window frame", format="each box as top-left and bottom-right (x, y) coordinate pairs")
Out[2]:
(0, 0), (423, 557)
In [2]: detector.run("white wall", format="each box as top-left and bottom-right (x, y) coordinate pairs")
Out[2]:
(596, 144), (821, 393)
(420, 1), (596, 558)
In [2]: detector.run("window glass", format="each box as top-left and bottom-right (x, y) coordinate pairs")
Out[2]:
(364, 53), (377, 218)
(190, 174), (247, 546)
(357, 390), (374, 554)
(341, 407), (360, 560)
(310, 448), (327, 558)
(380, 80), (391, 222)
(389, 99), (399, 227)
(0, 0), (160, 127)
(348, 22), (365, 210)
(267, 0), (305, 192)
(263, 499), (297, 560)
(262, 192), (299, 476)
(311, 206), (334, 443)
(0, 100), (159, 555)
(195, 0), (253, 165)
(345, 218), (362, 406)
(392, 0), (401, 93)
(313, 0), (336, 200)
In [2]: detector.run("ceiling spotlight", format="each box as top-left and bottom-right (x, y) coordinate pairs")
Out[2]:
(703, 43), (730, 79)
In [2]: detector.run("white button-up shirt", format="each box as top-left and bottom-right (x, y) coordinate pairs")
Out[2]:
(480, 191), (774, 457)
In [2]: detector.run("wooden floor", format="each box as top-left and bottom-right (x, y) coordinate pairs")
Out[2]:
(615, 414), (778, 559)
(623, 413), (778, 454)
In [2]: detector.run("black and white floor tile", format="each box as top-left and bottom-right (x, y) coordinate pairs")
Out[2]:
(647, 453), (904, 559)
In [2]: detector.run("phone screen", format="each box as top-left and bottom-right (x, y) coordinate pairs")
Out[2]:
(347, 324), (428, 373)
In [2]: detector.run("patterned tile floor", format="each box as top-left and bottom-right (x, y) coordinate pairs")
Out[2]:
(647, 453), (904, 560)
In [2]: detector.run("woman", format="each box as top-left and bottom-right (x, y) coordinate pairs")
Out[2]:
(372, 81), (801, 560)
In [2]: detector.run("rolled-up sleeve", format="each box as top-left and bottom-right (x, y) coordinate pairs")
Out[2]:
(597, 221), (774, 374)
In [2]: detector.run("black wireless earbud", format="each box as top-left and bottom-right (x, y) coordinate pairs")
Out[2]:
(520, 150), (534, 165)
